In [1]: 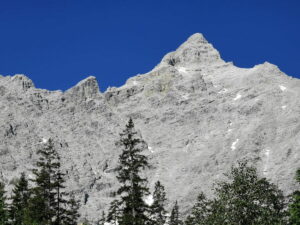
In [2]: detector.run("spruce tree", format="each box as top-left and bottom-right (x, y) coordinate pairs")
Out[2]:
(169, 201), (182, 225)
(64, 195), (80, 225)
(116, 118), (150, 225)
(9, 173), (31, 225)
(289, 169), (300, 224)
(29, 139), (59, 224)
(149, 181), (167, 225)
(28, 138), (78, 225)
(98, 211), (106, 225)
(0, 182), (8, 225)
(107, 199), (121, 225)
(185, 192), (211, 225)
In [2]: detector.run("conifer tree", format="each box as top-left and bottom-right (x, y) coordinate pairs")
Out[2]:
(28, 138), (79, 225)
(185, 192), (211, 225)
(64, 195), (80, 225)
(107, 199), (121, 225)
(149, 181), (167, 225)
(289, 168), (300, 225)
(116, 118), (150, 225)
(169, 201), (182, 225)
(98, 211), (106, 225)
(0, 182), (8, 225)
(29, 139), (59, 224)
(9, 173), (31, 225)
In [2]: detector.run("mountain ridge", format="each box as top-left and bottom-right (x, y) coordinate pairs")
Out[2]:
(0, 33), (299, 223)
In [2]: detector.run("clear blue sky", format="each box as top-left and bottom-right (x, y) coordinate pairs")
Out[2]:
(0, 0), (299, 91)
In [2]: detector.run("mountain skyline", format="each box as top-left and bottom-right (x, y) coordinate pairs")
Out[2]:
(0, 0), (299, 92)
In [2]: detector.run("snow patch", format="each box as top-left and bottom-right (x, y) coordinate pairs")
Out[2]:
(281, 105), (287, 110)
(233, 93), (242, 101)
(42, 138), (48, 143)
(144, 194), (154, 206)
(228, 129), (233, 133)
(231, 139), (239, 151)
(148, 146), (154, 153)
(133, 81), (138, 85)
(279, 85), (287, 91)
(177, 67), (188, 74)
(263, 148), (271, 175)
(218, 88), (228, 94)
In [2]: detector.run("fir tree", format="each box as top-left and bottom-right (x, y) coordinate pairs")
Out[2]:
(28, 138), (79, 225)
(29, 139), (59, 224)
(107, 200), (121, 225)
(116, 118), (150, 225)
(9, 172), (31, 225)
(185, 192), (211, 225)
(289, 169), (300, 225)
(149, 181), (167, 225)
(0, 182), (8, 225)
(98, 211), (106, 225)
(169, 201), (182, 225)
(64, 195), (80, 225)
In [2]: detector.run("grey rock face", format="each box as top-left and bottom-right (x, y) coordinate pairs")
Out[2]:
(0, 33), (299, 223)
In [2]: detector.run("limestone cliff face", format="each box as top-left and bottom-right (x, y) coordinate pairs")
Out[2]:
(0, 33), (299, 223)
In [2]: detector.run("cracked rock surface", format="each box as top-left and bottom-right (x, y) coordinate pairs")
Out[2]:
(0, 33), (299, 223)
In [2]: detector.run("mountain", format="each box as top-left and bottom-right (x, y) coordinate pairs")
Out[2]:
(0, 33), (299, 223)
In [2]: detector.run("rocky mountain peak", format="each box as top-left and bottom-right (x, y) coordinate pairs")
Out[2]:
(65, 76), (100, 101)
(156, 33), (225, 70)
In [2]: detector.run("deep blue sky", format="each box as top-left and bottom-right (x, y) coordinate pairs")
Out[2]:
(0, 0), (299, 92)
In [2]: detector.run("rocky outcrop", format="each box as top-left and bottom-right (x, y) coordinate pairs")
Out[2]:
(0, 33), (299, 223)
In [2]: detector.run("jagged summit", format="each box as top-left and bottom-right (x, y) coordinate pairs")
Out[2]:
(0, 34), (299, 223)
(155, 33), (225, 71)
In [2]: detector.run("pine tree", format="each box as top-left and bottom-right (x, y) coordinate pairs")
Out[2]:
(169, 201), (182, 225)
(29, 139), (59, 224)
(52, 158), (69, 225)
(28, 138), (78, 225)
(116, 118), (150, 225)
(107, 200), (121, 225)
(9, 173), (31, 225)
(98, 211), (106, 225)
(64, 195), (80, 225)
(185, 192), (211, 225)
(149, 181), (167, 225)
(289, 169), (300, 224)
(0, 182), (8, 225)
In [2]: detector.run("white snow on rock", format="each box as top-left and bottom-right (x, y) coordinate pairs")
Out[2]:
(218, 88), (228, 94)
(233, 93), (242, 101)
(42, 138), (48, 143)
(148, 146), (154, 153)
(144, 194), (154, 206)
(263, 148), (271, 175)
(177, 67), (188, 74)
(279, 85), (287, 91)
(133, 81), (138, 85)
(231, 139), (239, 151)
(281, 105), (287, 110)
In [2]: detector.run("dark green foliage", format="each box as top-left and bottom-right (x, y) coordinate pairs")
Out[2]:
(28, 139), (79, 225)
(98, 211), (106, 225)
(186, 161), (287, 225)
(107, 200), (121, 225)
(0, 182), (8, 225)
(9, 173), (31, 225)
(289, 169), (300, 225)
(149, 181), (167, 225)
(29, 139), (59, 224)
(185, 192), (211, 225)
(169, 201), (182, 225)
(116, 118), (150, 225)
(64, 195), (80, 225)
